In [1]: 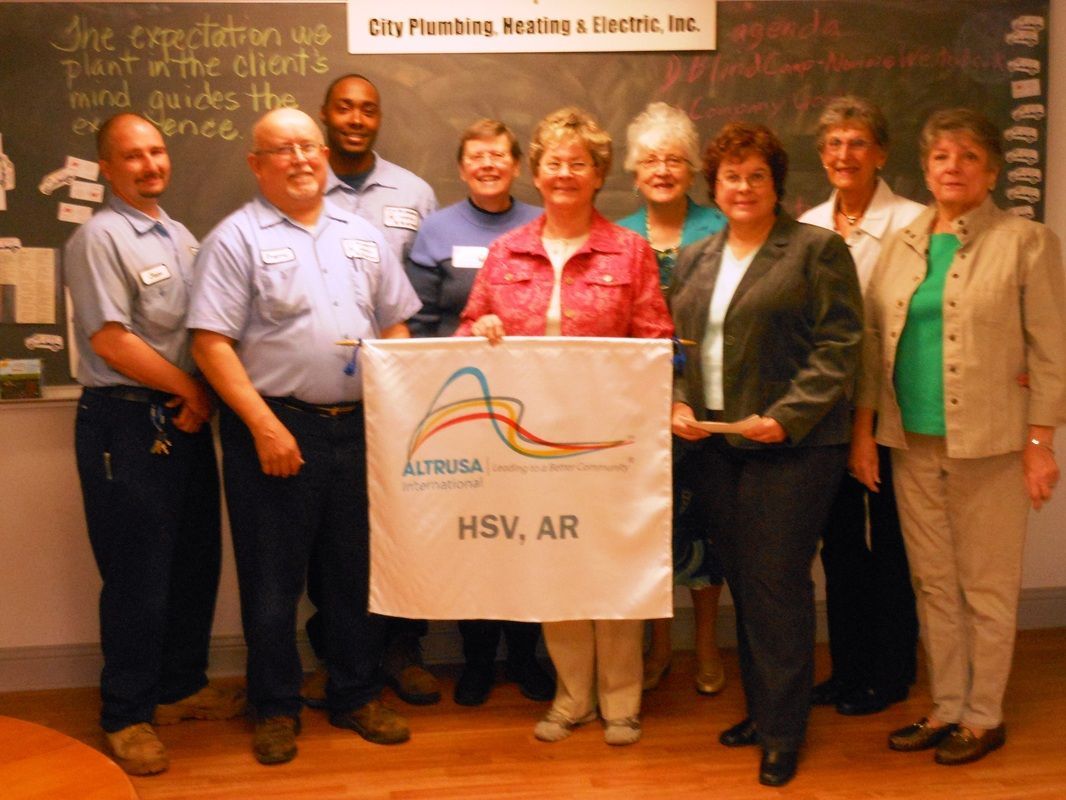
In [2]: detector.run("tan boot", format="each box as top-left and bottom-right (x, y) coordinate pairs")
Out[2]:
(381, 636), (441, 705)
(301, 665), (329, 709)
(105, 723), (169, 776)
(153, 683), (247, 725)
(330, 699), (410, 745)
(253, 716), (300, 765)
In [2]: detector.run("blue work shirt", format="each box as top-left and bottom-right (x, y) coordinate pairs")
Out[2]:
(64, 195), (198, 387)
(324, 153), (438, 263)
(187, 195), (421, 404)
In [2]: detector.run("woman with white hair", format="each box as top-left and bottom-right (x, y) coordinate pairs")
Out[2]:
(618, 102), (728, 697)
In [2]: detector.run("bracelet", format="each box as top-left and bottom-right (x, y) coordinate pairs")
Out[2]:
(1029, 437), (1055, 453)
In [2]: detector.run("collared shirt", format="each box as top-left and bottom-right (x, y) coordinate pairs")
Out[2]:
(858, 197), (1066, 457)
(799, 178), (924, 292)
(64, 195), (198, 387)
(455, 211), (673, 340)
(187, 196), (421, 404)
(324, 154), (438, 263)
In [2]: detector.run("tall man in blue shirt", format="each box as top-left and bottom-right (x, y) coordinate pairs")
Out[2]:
(189, 108), (422, 765)
(315, 72), (441, 706)
(64, 113), (245, 777)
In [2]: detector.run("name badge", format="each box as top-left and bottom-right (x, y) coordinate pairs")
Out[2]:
(344, 239), (380, 262)
(452, 245), (488, 269)
(261, 247), (295, 265)
(139, 264), (171, 286)
(383, 206), (421, 232)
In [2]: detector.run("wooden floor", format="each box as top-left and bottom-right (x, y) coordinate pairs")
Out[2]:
(1, 629), (1064, 799)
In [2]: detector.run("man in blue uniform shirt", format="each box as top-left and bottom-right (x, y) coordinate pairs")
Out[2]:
(321, 73), (437, 262)
(64, 112), (244, 777)
(188, 108), (421, 765)
(316, 72), (441, 706)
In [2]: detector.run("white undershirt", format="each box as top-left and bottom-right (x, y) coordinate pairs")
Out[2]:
(702, 243), (758, 410)
(542, 235), (587, 336)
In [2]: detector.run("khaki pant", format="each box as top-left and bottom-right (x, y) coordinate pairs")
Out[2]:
(542, 619), (643, 721)
(891, 434), (1029, 729)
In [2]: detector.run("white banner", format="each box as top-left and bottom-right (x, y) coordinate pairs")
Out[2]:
(348, 0), (716, 54)
(362, 337), (673, 621)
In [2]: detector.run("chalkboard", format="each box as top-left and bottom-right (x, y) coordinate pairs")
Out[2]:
(0, 0), (1050, 389)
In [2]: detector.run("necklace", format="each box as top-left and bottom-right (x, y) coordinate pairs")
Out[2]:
(835, 196), (869, 229)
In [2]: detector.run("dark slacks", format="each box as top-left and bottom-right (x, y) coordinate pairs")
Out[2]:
(820, 445), (918, 692)
(75, 388), (221, 733)
(688, 435), (845, 751)
(219, 401), (384, 720)
(458, 620), (541, 667)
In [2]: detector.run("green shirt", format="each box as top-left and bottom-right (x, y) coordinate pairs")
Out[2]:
(894, 233), (960, 435)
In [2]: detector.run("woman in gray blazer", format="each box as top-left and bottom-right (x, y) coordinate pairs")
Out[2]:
(669, 122), (862, 787)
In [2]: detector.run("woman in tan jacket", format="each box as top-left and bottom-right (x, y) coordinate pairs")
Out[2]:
(852, 108), (1066, 767)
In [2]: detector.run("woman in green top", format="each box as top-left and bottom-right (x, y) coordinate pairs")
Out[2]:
(617, 102), (727, 697)
(852, 109), (1066, 766)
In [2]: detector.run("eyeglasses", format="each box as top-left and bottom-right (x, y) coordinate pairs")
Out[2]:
(541, 160), (593, 176)
(637, 155), (690, 171)
(823, 137), (872, 153)
(717, 171), (771, 190)
(463, 151), (512, 166)
(255, 142), (324, 161)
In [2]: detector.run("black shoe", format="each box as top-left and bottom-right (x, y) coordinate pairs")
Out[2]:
(504, 659), (555, 702)
(810, 678), (842, 706)
(759, 749), (799, 787)
(454, 664), (495, 707)
(836, 684), (909, 716)
(719, 717), (759, 747)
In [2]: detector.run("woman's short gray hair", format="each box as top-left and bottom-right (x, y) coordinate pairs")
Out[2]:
(919, 108), (1004, 173)
(623, 102), (701, 172)
(815, 96), (889, 151)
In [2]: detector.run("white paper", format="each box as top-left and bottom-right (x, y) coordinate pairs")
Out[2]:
(0, 247), (56, 324)
(69, 180), (104, 203)
(680, 413), (761, 434)
(65, 156), (100, 182)
(1011, 78), (1041, 99)
(57, 202), (93, 224)
(39, 166), (74, 196)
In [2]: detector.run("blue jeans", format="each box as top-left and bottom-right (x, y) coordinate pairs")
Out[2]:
(219, 401), (384, 720)
(75, 388), (221, 732)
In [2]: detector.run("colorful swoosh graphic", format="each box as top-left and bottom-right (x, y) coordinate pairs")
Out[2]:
(406, 366), (633, 460)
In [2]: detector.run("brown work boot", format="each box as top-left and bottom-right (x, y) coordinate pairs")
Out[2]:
(330, 699), (410, 744)
(105, 722), (169, 776)
(301, 665), (329, 709)
(153, 683), (247, 725)
(253, 716), (300, 765)
(381, 636), (440, 705)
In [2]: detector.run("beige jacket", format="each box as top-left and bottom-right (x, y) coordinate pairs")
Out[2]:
(856, 197), (1066, 458)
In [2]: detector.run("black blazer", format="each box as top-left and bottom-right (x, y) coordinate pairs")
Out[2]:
(669, 212), (862, 448)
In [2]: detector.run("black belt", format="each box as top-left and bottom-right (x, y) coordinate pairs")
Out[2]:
(264, 396), (361, 417)
(86, 385), (171, 404)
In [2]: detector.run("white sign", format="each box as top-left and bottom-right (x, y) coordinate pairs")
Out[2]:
(348, 0), (715, 54)
(362, 337), (673, 621)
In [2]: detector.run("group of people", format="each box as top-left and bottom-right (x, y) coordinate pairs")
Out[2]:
(65, 72), (1066, 790)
